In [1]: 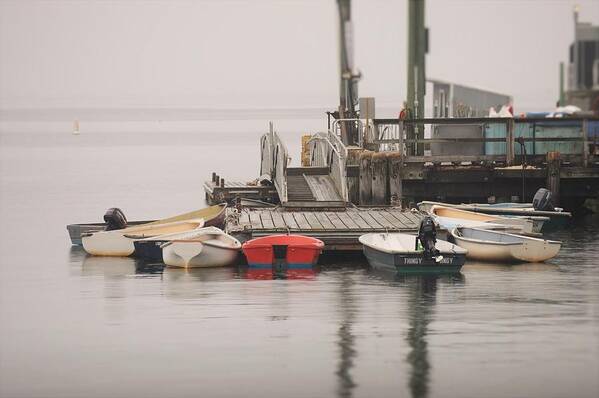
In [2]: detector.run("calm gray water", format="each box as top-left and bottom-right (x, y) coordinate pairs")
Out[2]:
(0, 119), (598, 398)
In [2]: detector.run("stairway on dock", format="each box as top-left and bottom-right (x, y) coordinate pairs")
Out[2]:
(287, 174), (315, 202)
(259, 127), (349, 208)
(285, 167), (344, 208)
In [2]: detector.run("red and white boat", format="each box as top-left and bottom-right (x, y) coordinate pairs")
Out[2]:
(242, 234), (324, 269)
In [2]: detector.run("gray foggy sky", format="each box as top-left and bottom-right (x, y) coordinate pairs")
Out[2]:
(1, 0), (598, 112)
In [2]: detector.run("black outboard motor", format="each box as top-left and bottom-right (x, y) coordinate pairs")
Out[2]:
(103, 208), (127, 231)
(417, 216), (440, 258)
(532, 188), (555, 211)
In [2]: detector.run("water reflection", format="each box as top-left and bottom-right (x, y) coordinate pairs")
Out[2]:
(161, 266), (237, 300)
(240, 266), (317, 280)
(369, 269), (465, 398)
(336, 271), (357, 398)
(162, 266), (236, 283)
(463, 261), (558, 272)
(401, 273), (465, 398)
(70, 246), (164, 277)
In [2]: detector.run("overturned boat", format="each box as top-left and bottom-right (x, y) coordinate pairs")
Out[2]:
(161, 227), (241, 268)
(450, 227), (561, 263)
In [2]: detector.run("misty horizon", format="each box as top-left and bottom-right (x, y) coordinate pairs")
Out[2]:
(1, 0), (599, 114)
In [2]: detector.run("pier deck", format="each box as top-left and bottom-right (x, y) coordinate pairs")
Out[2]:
(226, 206), (422, 251)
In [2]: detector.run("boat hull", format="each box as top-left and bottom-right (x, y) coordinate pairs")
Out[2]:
(68, 203), (227, 246)
(430, 205), (543, 234)
(162, 241), (240, 268)
(451, 228), (561, 263)
(82, 232), (137, 257)
(133, 240), (165, 261)
(82, 219), (205, 257)
(242, 235), (324, 269)
(419, 201), (570, 231)
(362, 245), (466, 273)
(67, 221), (151, 246)
(451, 237), (518, 262)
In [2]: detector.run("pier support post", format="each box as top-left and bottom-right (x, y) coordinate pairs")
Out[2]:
(371, 152), (389, 205)
(546, 151), (561, 206)
(359, 151), (373, 205)
(347, 148), (362, 205)
(388, 152), (403, 207)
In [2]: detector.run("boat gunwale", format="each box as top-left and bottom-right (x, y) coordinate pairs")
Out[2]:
(242, 243), (324, 250)
(164, 237), (241, 250)
(451, 227), (562, 246)
(242, 235), (325, 249)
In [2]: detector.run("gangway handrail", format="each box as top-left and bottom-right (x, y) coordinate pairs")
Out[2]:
(306, 131), (349, 201)
(260, 122), (289, 203)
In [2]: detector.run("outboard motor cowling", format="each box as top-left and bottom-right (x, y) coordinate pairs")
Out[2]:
(417, 216), (440, 258)
(103, 208), (127, 231)
(532, 188), (555, 211)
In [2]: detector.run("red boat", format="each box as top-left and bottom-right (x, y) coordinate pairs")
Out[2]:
(242, 234), (324, 269)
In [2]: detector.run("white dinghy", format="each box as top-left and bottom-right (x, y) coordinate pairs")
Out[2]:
(161, 227), (241, 268)
(429, 205), (544, 234)
(82, 218), (205, 257)
(450, 227), (561, 263)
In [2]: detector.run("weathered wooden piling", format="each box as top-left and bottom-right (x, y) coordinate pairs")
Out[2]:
(546, 151), (561, 205)
(371, 152), (389, 205)
(346, 148), (362, 204)
(359, 151), (373, 205)
(388, 152), (403, 207)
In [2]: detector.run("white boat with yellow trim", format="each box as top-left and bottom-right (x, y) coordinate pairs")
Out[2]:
(429, 205), (545, 234)
(82, 218), (205, 257)
(450, 227), (561, 263)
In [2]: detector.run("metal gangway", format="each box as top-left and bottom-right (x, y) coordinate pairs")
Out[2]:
(260, 123), (348, 208)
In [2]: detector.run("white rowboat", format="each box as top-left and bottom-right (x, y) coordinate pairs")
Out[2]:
(82, 218), (205, 257)
(429, 205), (544, 234)
(162, 227), (241, 268)
(450, 227), (561, 263)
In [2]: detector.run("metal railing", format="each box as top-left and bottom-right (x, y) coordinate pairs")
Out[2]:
(260, 123), (289, 202)
(370, 117), (599, 166)
(331, 118), (364, 148)
(307, 131), (349, 201)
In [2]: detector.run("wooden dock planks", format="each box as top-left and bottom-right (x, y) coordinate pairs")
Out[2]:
(227, 207), (421, 251)
(314, 212), (336, 229)
(281, 212), (300, 230)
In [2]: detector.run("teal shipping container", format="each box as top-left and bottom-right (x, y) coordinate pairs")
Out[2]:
(484, 123), (507, 155)
(485, 120), (583, 156)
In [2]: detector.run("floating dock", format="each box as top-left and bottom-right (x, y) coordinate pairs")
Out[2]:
(226, 206), (422, 251)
